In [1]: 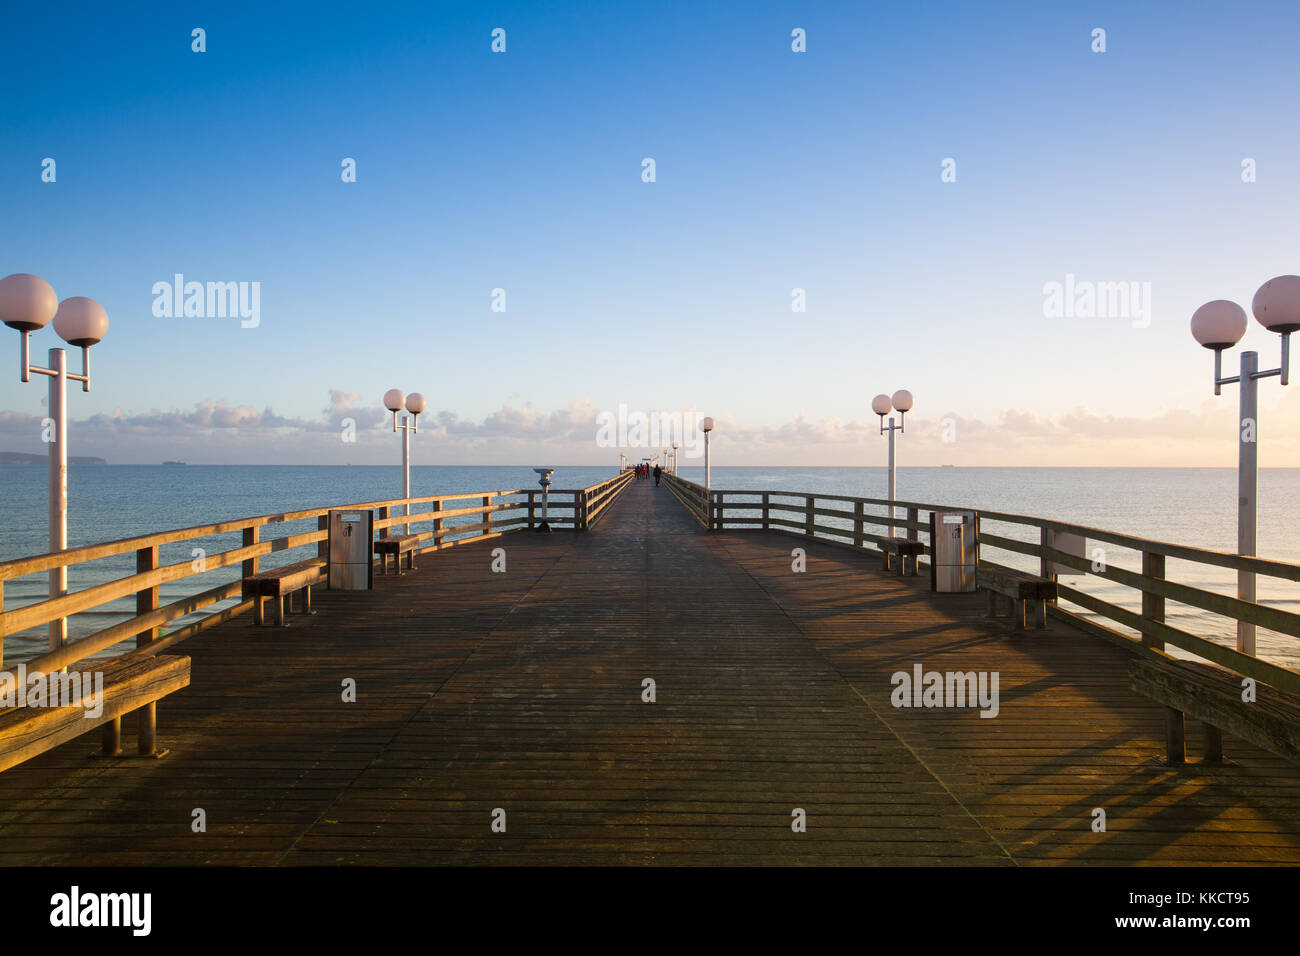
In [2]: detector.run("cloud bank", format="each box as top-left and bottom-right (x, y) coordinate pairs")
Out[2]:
(1, 389), (1296, 466)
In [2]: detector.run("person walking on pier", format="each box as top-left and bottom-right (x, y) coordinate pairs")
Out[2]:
(653, 463), (661, 486)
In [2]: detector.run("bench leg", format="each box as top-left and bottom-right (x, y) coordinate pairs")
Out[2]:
(1034, 599), (1047, 629)
(406, 549), (415, 571)
(274, 595), (287, 627)
(253, 594), (264, 626)
(1013, 599), (1026, 629)
(1203, 723), (1224, 763)
(1164, 707), (1186, 764)
(137, 703), (157, 756)
(102, 718), (121, 756)
(302, 584), (312, 615)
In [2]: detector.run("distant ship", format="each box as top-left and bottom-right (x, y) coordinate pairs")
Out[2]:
(162, 460), (186, 466)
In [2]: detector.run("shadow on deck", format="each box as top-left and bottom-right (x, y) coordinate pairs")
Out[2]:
(1, 478), (1298, 865)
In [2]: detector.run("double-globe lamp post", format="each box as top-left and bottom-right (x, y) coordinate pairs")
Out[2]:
(0, 273), (110, 654)
(383, 388), (426, 536)
(1190, 275), (1298, 657)
(872, 389), (913, 538)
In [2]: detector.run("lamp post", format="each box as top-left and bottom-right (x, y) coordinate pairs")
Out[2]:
(1190, 276), (1298, 656)
(0, 273), (107, 655)
(383, 388), (426, 535)
(672, 441), (679, 474)
(701, 417), (715, 528)
(0, 274), (110, 655)
(533, 468), (555, 533)
(872, 389), (913, 537)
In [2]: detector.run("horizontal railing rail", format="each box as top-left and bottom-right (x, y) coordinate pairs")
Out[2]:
(1, 472), (631, 674)
(664, 477), (1300, 696)
(573, 469), (635, 529)
(662, 472), (709, 526)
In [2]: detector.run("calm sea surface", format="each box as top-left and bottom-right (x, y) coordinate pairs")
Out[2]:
(2, 465), (1298, 670)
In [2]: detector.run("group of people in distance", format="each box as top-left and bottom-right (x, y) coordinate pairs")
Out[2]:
(632, 462), (663, 486)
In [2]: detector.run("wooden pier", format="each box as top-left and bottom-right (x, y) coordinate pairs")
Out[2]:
(2, 477), (1300, 865)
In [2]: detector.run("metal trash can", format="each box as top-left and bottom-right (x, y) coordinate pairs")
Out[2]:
(929, 510), (977, 592)
(328, 509), (374, 590)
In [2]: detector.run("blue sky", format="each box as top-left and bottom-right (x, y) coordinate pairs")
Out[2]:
(2, 0), (1299, 465)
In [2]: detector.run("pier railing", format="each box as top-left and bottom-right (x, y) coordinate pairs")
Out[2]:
(662, 473), (1300, 696)
(0, 472), (633, 673)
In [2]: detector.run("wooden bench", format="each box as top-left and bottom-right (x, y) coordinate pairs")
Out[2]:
(0, 654), (191, 773)
(1130, 656), (1300, 765)
(977, 566), (1056, 629)
(374, 534), (419, 575)
(880, 537), (925, 576)
(242, 559), (324, 626)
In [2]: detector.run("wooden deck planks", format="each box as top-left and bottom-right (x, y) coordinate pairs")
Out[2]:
(0, 478), (1297, 865)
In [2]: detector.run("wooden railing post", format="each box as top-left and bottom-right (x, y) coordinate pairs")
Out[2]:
(242, 526), (259, 579)
(135, 544), (160, 756)
(906, 507), (919, 542)
(378, 506), (389, 540)
(137, 546), (160, 647)
(1039, 526), (1052, 581)
(762, 493), (770, 531)
(483, 495), (492, 536)
(854, 501), (864, 548)
(432, 500), (442, 548)
(317, 516), (328, 562)
(528, 491), (536, 530)
(805, 496), (814, 537)
(1142, 550), (1166, 651)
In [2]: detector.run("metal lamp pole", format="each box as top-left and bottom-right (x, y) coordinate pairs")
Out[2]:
(701, 417), (714, 528)
(383, 389), (426, 535)
(1191, 278), (1297, 656)
(1, 276), (109, 656)
(872, 390), (913, 538)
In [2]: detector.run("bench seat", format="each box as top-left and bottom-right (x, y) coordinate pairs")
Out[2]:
(242, 559), (324, 626)
(1130, 656), (1300, 765)
(880, 537), (925, 576)
(375, 534), (419, 574)
(0, 654), (191, 773)
(978, 567), (1056, 629)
